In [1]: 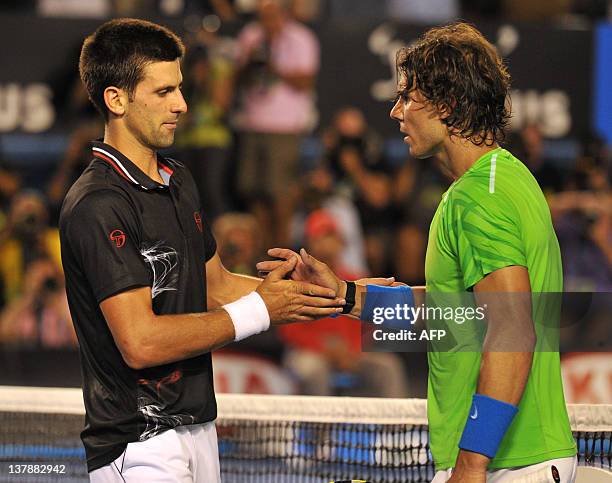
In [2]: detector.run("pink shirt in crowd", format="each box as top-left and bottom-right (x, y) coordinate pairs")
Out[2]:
(236, 20), (320, 134)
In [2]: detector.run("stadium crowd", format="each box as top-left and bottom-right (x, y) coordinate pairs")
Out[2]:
(0, 0), (609, 397)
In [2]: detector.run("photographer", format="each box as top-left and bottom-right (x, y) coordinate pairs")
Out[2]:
(322, 107), (397, 275)
(0, 257), (76, 348)
(234, 0), (319, 246)
(550, 187), (612, 291)
(0, 191), (63, 306)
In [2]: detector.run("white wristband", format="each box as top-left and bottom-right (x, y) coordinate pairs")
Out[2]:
(223, 292), (271, 342)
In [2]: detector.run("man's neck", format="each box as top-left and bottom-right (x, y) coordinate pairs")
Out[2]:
(437, 136), (499, 180)
(103, 125), (163, 183)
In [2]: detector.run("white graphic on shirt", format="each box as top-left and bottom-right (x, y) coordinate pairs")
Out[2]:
(137, 397), (195, 441)
(139, 242), (178, 298)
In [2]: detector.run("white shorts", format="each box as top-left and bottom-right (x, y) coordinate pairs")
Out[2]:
(89, 422), (220, 483)
(432, 456), (577, 483)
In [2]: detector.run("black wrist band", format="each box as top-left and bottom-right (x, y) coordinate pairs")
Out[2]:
(341, 280), (356, 314)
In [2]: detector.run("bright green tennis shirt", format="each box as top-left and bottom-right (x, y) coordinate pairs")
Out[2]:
(424, 147), (576, 470)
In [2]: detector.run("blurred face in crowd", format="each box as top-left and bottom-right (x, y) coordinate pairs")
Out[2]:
(117, 59), (187, 150)
(335, 108), (366, 137)
(307, 232), (344, 268)
(10, 192), (49, 239)
(191, 58), (210, 85)
(258, 0), (286, 37)
(390, 76), (448, 159)
(214, 215), (261, 271)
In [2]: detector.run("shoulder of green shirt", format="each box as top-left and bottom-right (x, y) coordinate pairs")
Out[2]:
(450, 148), (522, 201)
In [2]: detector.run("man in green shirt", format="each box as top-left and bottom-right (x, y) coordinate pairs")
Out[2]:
(259, 22), (577, 483)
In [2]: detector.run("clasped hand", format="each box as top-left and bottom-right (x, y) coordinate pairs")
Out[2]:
(255, 255), (345, 324)
(256, 248), (397, 319)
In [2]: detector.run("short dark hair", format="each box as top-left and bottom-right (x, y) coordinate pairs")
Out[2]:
(79, 18), (185, 119)
(396, 22), (511, 146)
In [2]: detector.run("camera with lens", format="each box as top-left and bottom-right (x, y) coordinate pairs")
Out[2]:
(243, 41), (276, 89)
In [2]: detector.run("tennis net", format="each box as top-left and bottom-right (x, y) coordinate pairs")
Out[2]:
(0, 386), (610, 482)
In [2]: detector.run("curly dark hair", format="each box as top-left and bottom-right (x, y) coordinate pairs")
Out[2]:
(396, 22), (511, 146)
(79, 18), (185, 120)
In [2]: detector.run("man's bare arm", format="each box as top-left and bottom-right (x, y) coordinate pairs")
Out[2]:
(474, 265), (535, 404)
(206, 252), (262, 309)
(101, 286), (236, 369)
(101, 257), (344, 370)
(453, 265), (535, 474)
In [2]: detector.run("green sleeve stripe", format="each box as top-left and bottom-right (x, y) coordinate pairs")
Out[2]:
(461, 222), (522, 248)
(460, 248), (521, 267)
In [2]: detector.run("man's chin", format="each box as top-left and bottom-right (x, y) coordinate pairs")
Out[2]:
(409, 146), (433, 160)
(154, 135), (175, 150)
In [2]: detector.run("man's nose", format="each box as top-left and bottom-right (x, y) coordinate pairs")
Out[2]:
(173, 90), (188, 114)
(390, 98), (403, 122)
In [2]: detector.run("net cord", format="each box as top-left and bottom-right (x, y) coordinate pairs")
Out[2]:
(0, 386), (610, 432)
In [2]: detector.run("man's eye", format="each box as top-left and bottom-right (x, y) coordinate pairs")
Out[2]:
(391, 92), (408, 104)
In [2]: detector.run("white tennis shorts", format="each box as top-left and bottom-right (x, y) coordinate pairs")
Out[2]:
(89, 422), (220, 483)
(432, 455), (577, 482)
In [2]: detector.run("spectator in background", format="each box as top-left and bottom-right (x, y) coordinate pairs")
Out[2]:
(176, 44), (234, 220)
(0, 257), (76, 348)
(291, 0), (323, 21)
(393, 156), (451, 285)
(213, 212), (263, 275)
(46, 123), (102, 223)
(0, 191), (62, 307)
(550, 136), (611, 291)
(553, 190), (612, 291)
(508, 123), (565, 194)
(213, 211), (285, 360)
(322, 107), (396, 275)
(234, 0), (319, 245)
(290, 166), (368, 276)
(0, 160), (21, 216)
(280, 209), (409, 397)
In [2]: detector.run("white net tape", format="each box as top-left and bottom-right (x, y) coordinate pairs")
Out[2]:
(0, 386), (610, 432)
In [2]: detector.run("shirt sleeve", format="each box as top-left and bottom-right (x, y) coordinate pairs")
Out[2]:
(289, 27), (320, 73)
(453, 187), (527, 290)
(64, 190), (151, 303)
(200, 210), (217, 262)
(236, 23), (263, 66)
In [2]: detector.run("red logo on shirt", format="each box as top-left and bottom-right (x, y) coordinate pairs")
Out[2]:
(138, 369), (183, 396)
(194, 212), (203, 232)
(109, 229), (126, 248)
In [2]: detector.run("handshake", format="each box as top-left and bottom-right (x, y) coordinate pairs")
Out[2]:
(253, 247), (396, 325)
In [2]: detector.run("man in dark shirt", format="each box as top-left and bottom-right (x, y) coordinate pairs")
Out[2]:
(59, 18), (345, 482)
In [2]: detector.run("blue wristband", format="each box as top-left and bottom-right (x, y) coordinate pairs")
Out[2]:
(360, 285), (414, 329)
(458, 394), (518, 459)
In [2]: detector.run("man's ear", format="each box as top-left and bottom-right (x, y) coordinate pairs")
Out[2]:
(438, 101), (454, 121)
(103, 86), (128, 117)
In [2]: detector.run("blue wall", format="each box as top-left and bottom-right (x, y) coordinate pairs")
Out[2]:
(594, 23), (612, 145)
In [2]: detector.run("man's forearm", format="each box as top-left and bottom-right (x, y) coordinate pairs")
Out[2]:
(477, 351), (533, 406)
(275, 71), (315, 91)
(456, 273), (535, 472)
(454, 351), (533, 471)
(208, 271), (262, 309)
(113, 308), (237, 370)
